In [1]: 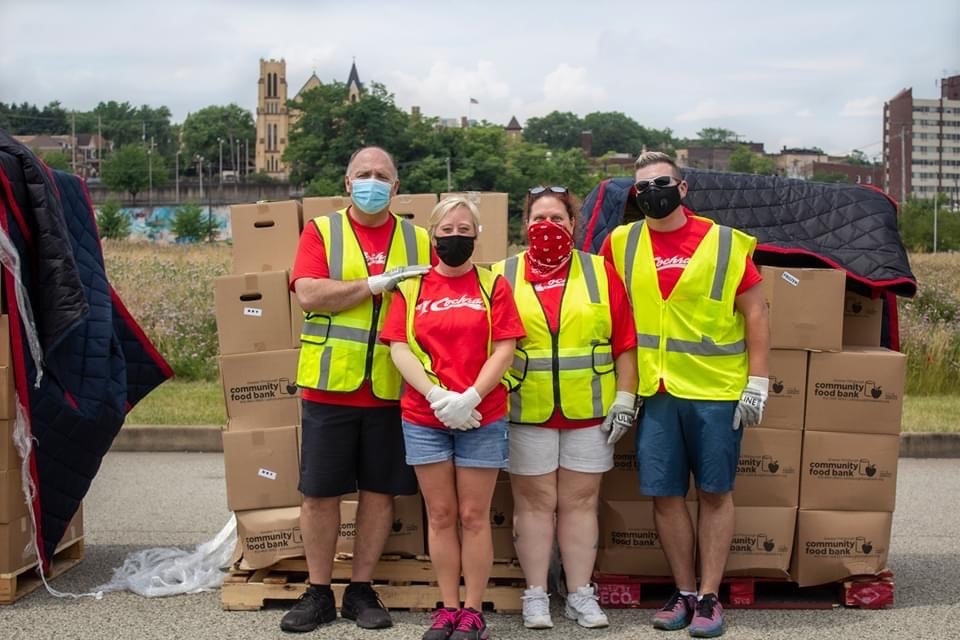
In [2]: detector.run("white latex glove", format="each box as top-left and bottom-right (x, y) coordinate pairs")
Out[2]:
(367, 264), (431, 295)
(733, 376), (769, 430)
(600, 391), (637, 445)
(431, 387), (483, 431)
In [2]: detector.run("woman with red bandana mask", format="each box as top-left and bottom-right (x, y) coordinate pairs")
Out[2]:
(491, 186), (638, 630)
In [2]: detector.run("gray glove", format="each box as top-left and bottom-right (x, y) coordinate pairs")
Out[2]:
(733, 376), (769, 430)
(431, 387), (483, 430)
(367, 264), (431, 295)
(600, 391), (637, 445)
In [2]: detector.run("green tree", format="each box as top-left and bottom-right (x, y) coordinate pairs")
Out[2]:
(583, 111), (645, 156)
(728, 145), (775, 175)
(171, 202), (217, 243)
(844, 149), (877, 166)
(522, 111), (584, 150)
(180, 104), (256, 176)
(697, 127), (740, 146)
(37, 149), (71, 171)
(101, 145), (168, 203)
(898, 195), (960, 252)
(96, 199), (131, 240)
(0, 101), (69, 134)
(74, 101), (175, 156)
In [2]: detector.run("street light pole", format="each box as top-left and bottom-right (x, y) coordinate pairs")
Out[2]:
(218, 137), (224, 187)
(175, 150), (181, 203)
(197, 155), (204, 200)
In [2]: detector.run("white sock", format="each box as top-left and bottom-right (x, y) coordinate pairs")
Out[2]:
(680, 589), (697, 597)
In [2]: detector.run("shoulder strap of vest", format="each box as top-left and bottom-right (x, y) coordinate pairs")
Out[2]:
(500, 255), (521, 288)
(475, 265), (500, 304)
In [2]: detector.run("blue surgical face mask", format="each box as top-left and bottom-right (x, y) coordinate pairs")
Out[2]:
(350, 178), (393, 214)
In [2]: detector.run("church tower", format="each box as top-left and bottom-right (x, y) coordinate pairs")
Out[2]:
(347, 61), (363, 104)
(255, 58), (291, 179)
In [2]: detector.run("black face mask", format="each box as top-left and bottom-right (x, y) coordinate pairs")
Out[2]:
(435, 235), (475, 267)
(636, 184), (682, 219)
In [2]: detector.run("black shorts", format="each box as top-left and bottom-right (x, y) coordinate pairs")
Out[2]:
(299, 400), (418, 498)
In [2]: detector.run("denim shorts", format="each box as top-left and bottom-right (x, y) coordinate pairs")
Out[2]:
(636, 394), (743, 496)
(402, 419), (509, 469)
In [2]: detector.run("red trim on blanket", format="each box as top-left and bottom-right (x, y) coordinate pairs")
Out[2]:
(0, 192), (48, 570)
(885, 291), (900, 352)
(581, 179), (609, 252)
(0, 167), (34, 248)
(756, 243), (917, 294)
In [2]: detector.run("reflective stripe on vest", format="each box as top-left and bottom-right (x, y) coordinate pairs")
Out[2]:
(296, 210), (430, 399)
(493, 250), (615, 424)
(610, 218), (754, 400)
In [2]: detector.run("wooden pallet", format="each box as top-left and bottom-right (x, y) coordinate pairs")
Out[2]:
(593, 569), (894, 610)
(0, 536), (85, 605)
(222, 556), (524, 612)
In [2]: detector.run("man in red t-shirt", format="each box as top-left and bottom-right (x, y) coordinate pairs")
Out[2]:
(601, 151), (770, 638)
(280, 147), (430, 634)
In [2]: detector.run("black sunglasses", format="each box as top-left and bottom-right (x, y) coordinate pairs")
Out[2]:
(635, 176), (679, 192)
(528, 185), (568, 196)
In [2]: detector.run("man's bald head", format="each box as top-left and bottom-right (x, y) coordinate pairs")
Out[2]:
(346, 146), (398, 181)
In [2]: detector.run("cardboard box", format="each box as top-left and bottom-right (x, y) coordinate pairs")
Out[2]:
(0, 504), (82, 573)
(804, 347), (906, 435)
(0, 420), (19, 472)
(0, 467), (27, 523)
(230, 200), (302, 274)
(301, 196), (352, 225)
(799, 431), (899, 512)
(214, 271), (294, 355)
(490, 479), (516, 560)
(222, 426), (301, 512)
(391, 194), (439, 228)
(758, 350), (807, 429)
(219, 349), (301, 431)
(441, 192), (509, 263)
(236, 506), (303, 570)
(733, 428), (802, 507)
(843, 292), (883, 347)
(761, 267), (845, 352)
(790, 509), (892, 587)
(338, 494), (425, 557)
(0, 366), (14, 420)
(597, 500), (698, 577)
(723, 506), (796, 578)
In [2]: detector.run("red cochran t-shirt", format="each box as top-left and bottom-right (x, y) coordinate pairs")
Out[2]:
(290, 212), (398, 408)
(525, 258), (638, 429)
(379, 268), (526, 428)
(598, 210), (763, 299)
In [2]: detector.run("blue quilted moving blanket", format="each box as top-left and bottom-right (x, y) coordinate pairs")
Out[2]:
(0, 129), (172, 569)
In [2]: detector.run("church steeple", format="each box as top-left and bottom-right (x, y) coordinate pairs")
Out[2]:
(347, 59), (362, 104)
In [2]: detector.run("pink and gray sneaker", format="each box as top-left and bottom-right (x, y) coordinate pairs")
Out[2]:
(688, 593), (725, 638)
(651, 589), (698, 630)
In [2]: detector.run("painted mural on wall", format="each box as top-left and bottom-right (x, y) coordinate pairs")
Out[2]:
(97, 205), (233, 243)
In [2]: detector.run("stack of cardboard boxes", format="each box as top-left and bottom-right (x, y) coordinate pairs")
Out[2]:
(0, 314), (84, 575)
(763, 267), (904, 588)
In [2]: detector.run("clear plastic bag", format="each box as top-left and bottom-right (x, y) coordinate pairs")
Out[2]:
(95, 515), (236, 598)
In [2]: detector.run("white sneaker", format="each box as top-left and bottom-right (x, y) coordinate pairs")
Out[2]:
(564, 585), (609, 628)
(521, 586), (553, 629)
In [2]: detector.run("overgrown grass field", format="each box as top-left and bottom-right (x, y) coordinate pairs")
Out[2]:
(106, 242), (959, 430)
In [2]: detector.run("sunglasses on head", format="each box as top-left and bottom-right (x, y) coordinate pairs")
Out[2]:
(528, 185), (568, 196)
(635, 176), (679, 192)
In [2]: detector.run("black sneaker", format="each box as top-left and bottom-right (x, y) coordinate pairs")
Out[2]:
(341, 582), (393, 629)
(280, 585), (337, 633)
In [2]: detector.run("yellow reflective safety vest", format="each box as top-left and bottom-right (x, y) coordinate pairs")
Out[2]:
(395, 266), (506, 389)
(491, 251), (616, 424)
(608, 218), (755, 400)
(296, 210), (431, 400)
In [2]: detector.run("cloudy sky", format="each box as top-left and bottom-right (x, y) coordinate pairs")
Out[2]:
(2, 0), (958, 158)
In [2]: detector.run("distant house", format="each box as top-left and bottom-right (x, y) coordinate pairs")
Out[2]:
(13, 132), (113, 177)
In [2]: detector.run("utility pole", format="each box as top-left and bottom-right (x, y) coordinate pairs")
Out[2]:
(148, 136), (154, 208)
(933, 190), (939, 253)
(71, 111), (77, 174)
(218, 137), (224, 188)
(446, 156), (452, 191)
(97, 114), (102, 173)
(175, 150), (181, 203)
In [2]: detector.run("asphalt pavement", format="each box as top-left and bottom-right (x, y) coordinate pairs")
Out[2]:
(1, 452), (959, 640)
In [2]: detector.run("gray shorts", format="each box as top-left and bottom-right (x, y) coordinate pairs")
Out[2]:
(508, 424), (614, 476)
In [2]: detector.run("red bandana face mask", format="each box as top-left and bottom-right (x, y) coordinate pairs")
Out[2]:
(525, 220), (573, 280)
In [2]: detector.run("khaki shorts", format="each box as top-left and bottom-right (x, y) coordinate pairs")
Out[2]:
(508, 424), (614, 476)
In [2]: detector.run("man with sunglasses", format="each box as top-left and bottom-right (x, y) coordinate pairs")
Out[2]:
(600, 151), (769, 638)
